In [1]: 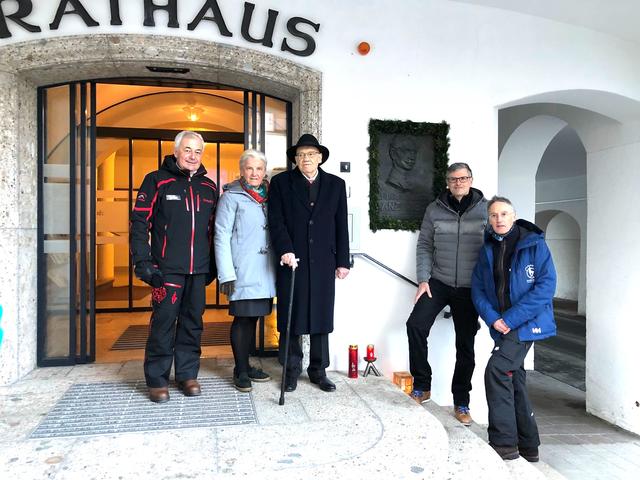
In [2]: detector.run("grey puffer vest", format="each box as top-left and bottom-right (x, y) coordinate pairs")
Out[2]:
(416, 188), (487, 288)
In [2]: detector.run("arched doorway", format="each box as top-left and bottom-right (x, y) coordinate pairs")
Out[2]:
(535, 210), (585, 390)
(497, 90), (640, 433)
(0, 35), (322, 367)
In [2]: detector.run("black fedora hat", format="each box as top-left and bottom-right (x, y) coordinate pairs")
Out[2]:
(286, 134), (330, 164)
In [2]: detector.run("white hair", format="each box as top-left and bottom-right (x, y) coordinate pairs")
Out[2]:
(239, 149), (267, 170)
(174, 131), (205, 152)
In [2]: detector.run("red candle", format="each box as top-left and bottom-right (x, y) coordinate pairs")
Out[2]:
(366, 344), (375, 360)
(349, 345), (358, 378)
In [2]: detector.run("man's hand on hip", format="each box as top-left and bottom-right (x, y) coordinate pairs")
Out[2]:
(414, 281), (432, 304)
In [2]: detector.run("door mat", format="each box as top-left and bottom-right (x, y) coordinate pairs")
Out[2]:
(30, 377), (256, 438)
(111, 322), (231, 350)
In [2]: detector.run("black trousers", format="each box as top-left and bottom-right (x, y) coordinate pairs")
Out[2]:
(278, 332), (329, 379)
(144, 273), (206, 388)
(485, 330), (539, 448)
(406, 278), (479, 406)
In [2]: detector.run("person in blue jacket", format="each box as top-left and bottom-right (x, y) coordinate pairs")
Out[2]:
(471, 196), (557, 462)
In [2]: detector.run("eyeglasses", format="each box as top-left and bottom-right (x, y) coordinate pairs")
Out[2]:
(447, 176), (472, 184)
(295, 152), (320, 160)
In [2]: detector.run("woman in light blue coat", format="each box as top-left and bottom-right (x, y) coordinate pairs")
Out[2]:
(215, 149), (276, 392)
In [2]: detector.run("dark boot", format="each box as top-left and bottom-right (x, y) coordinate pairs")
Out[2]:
(233, 372), (252, 392)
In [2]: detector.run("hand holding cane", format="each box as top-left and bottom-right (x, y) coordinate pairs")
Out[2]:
(279, 259), (298, 406)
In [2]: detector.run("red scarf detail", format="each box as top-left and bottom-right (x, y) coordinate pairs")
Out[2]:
(239, 178), (269, 204)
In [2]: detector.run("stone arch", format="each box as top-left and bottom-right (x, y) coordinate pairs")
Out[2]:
(497, 89), (640, 433)
(0, 34), (322, 138)
(0, 34), (321, 384)
(537, 210), (581, 301)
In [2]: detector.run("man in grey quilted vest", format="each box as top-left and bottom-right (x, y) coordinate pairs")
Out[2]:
(406, 162), (488, 426)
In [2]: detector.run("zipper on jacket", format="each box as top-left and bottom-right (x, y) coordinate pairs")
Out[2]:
(197, 193), (200, 212)
(454, 216), (461, 287)
(497, 240), (506, 313)
(161, 224), (168, 258)
(188, 182), (195, 273)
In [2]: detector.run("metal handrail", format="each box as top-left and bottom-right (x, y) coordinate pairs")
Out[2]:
(350, 252), (418, 287)
(350, 252), (452, 318)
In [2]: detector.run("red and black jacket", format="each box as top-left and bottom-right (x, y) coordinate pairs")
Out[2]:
(130, 155), (218, 275)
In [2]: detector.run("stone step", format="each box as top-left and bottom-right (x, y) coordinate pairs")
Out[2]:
(421, 399), (565, 480)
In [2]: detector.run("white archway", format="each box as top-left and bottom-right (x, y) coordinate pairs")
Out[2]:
(539, 211), (581, 301)
(498, 89), (640, 434)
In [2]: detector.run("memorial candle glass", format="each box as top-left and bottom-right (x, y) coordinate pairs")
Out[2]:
(366, 344), (375, 360)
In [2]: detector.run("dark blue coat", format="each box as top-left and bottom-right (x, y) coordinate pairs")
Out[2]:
(471, 219), (557, 342)
(268, 167), (350, 335)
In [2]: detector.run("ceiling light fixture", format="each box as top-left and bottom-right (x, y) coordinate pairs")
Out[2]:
(182, 105), (204, 122)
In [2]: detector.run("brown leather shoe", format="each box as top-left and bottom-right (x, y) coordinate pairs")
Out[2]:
(149, 386), (169, 403)
(454, 405), (473, 426)
(178, 379), (201, 396)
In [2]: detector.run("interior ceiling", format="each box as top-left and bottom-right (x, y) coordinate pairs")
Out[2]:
(450, 0), (640, 43)
(95, 84), (244, 131)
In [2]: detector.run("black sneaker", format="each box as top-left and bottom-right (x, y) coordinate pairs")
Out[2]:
(518, 446), (539, 462)
(489, 443), (519, 460)
(233, 373), (252, 392)
(247, 366), (271, 382)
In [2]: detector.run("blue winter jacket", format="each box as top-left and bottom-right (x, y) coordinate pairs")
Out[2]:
(471, 219), (557, 342)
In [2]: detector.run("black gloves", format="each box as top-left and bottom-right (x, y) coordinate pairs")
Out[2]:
(220, 281), (235, 297)
(134, 261), (164, 288)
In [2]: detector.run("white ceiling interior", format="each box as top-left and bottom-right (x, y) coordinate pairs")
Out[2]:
(450, 0), (640, 44)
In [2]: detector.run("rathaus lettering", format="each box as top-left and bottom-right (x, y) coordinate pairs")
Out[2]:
(0, 0), (320, 57)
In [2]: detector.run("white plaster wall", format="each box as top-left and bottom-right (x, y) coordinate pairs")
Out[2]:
(544, 212), (581, 300)
(586, 135), (640, 434)
(1, 0), (640, 430)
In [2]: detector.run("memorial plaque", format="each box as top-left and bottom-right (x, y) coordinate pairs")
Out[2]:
(369, 119), (450, 231)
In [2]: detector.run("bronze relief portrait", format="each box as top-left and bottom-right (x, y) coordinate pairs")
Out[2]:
(369, 119), (450, 231)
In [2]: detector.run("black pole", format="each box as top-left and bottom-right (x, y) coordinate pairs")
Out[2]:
(279, 267), (296, 406)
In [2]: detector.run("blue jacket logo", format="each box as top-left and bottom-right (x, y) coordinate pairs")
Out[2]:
(525, 264), (535, 283)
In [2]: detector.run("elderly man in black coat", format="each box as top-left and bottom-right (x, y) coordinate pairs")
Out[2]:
(268, 134), (350, 393)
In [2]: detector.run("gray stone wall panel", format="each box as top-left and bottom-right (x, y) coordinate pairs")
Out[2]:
(0, 228), (19, 384)
(17, 229), (37, 378)
(17, 78), (38, 230)
(0, 71), (19, 230)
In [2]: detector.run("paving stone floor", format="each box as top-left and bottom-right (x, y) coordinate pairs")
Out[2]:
(1, 359), (638, 479)
(471, 370), (640, 479)
(529, 371), (640, 480)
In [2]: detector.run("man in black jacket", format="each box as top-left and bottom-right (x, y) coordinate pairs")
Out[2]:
(268, 134), (350, 393)
(131, 131), (217, 403)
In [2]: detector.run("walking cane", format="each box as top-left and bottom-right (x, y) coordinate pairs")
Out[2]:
(279, 263), (297, 406)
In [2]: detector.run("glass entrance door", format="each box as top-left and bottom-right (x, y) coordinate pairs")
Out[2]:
(38, 82), (96, 365)
(37, 79), (290, 366)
